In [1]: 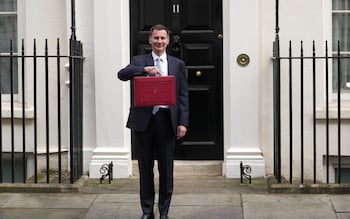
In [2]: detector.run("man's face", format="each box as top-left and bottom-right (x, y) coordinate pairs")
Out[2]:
(149, 29), (169, 56)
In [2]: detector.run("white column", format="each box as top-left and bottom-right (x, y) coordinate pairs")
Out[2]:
(223, 0), (265, 178)
(89, 0), (132, 178)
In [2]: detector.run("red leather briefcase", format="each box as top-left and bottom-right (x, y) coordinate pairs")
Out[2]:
(134, 76), (176, 107)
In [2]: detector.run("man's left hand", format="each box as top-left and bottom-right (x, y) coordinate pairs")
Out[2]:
(177, 125), (187, 140)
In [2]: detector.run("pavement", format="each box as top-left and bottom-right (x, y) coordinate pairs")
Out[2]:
(0, 176), (350, 219)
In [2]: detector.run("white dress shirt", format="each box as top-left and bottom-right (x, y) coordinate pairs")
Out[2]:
(152, 52), (169, 109)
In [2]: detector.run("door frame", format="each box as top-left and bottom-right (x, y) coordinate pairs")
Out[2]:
(129, 0), (224, 160)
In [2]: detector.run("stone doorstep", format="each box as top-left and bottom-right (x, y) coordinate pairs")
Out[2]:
(132, 160), (223, 177)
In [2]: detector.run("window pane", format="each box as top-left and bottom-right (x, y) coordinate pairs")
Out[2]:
(335, 168), (350, 183)
(2, 154), (25, 182)
(332, 14), (350, 51)
(0, 0), (17, 94)
(0, 0), (16, 12)
(332, 56), (350, 92)
(333, 0), (350, 10)
(0, 15), (17, 52)
(0, 57), (18, 94)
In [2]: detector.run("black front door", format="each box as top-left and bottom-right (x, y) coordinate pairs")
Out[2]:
(130, 0), (223, 160)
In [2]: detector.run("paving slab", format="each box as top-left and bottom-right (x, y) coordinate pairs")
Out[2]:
(168, 205), (243, 219)
(0, 194), (17, 207)
(0, 208), (87, 219)
(337, 213), (350, 219)
(330, 195), (350, 212)
(242, 194), (337, 219)
(94, 194), (140, 203)
(2, 193), (96, 209)
(168, 194), (242, 219)
(171, 194), (241, 205)
(86, 202), (140, 219)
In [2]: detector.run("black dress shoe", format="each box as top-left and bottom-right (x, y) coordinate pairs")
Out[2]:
(140, 213), (154, 219)
(160, 215), (168, 219)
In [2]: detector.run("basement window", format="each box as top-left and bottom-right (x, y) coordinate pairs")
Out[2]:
(334, 168), (350, 183)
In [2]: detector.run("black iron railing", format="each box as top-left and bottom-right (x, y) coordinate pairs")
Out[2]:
(0, 38), (83, 184)
(273, 40), (350, 184)
(69, 38), (84, 184)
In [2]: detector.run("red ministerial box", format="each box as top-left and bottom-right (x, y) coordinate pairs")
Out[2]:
(134, 76), (176, 107)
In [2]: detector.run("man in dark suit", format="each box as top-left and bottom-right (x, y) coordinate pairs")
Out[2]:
(118, 24), (189, 219)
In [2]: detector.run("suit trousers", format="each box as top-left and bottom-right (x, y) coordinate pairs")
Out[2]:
(134, 108), (175, 215)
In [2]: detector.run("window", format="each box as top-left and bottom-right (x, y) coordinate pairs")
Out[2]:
(335, 168), (350, 183)
(2, 153), (25, 182)
(332, 0), (350, 92)
(0, 0), (17, 94)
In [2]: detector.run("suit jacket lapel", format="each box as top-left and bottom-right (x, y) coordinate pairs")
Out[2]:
(167, 55), (175, 76)
(146, 54), (154, 66)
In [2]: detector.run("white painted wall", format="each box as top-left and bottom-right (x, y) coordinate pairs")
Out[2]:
(25, 0), (69, 173)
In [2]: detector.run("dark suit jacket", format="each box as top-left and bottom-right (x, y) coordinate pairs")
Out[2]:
(118, 53), (189, 135)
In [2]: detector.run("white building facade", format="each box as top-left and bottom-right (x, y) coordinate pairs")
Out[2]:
(2, 0), (349, 182)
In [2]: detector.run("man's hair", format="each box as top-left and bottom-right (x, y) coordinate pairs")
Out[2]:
(149, 24), (170, 37)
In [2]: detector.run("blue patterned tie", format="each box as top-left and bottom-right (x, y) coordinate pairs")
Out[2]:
(152, 58), (162, 114)
(155, 57), (163, 75)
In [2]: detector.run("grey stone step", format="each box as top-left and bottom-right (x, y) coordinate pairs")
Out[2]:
(132, 160), (223, 177)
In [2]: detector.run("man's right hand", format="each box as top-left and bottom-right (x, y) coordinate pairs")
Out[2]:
(144, 66), (161, 76)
